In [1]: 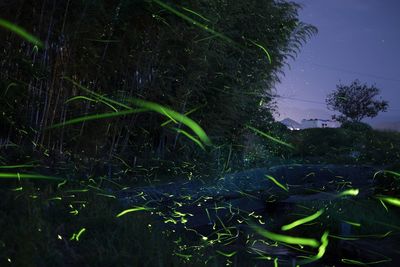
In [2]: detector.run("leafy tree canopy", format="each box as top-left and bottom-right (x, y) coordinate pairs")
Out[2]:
(0, 0), (316, 171)
(326, 80), (389, 123)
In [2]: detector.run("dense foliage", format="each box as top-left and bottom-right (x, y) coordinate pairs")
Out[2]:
(0, 0), (316, 178)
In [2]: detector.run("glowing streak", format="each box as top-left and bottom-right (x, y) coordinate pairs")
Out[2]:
(70, 210), (79, 215)
(96, 193), (116, 199)
(281, 209), (324, 231)
(11, 187), (23, 191)
(62, 77), (132, 110)
(0, 164), (36, 169)
(57, 180), (67, 188)
(251, 225), (320, 248)
(70, 228), (86, 241)
(248, 39), (272, 64)
(205, 208), (212, 224)
(65, 189), (89, 193)
(341, 258), (392, 265)
(171, 127), (205, 150)
(128, 98), (211, 146)
(374, 170), (400, 179)
(337, 188), (359, 197)
(180, 6), (211, 22)
(0, 172), (61, 180)
(378, 196), (400, 207)
(47, 197), (62, 201)
(48, 109), (147, 129)
(162, 106), (202, 126)
(66, 95), (118, 112)
(164, 218), (178, 224)
(331, 231), (391, 240)
(216, 250), (237, 257)
(85, 38), (120, 43)
(152, 0), (233, 44)
(342, 220), (361, 227)
(116, 207), (152, 217)
(160, 107), (178, 124)
(76, 228), (86, 241)
(0, 18), (43, 47)
(299, 231), (329, 264)
(174, 253), (192, 260)
(383, 170), (400, 178)
(379, 199), (389, 212)
(265, 175), (288, 192)
(329, 235), (359, 241)
(246, 125), (294, 149)
(112, 154), (132, 170)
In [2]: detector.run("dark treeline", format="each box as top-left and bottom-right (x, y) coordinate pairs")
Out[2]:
(0, 0), (316, 180)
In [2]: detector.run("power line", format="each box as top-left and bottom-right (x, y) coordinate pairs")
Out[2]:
(276, 96), (325, 105)
(300, 60), (400, 83)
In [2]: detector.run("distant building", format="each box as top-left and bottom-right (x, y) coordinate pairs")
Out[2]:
(280, 118), (340, 130)
(300, 119), (340, 129)
(280, 118), (301, 130)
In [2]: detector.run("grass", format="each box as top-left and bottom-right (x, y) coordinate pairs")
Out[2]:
(1, 126), (400, 266)
(0, 180), (186, 266)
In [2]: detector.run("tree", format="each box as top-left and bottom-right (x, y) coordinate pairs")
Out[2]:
(0, 0), (316, 171)
(326, 80), (389, 123)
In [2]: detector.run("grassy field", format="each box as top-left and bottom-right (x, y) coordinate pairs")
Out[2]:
(1, 126), (400, 266)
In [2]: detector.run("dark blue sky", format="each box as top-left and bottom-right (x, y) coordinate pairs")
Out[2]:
(274, 0), (400, 127)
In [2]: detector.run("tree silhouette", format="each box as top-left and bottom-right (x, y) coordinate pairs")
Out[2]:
(326, 80), (388, 123)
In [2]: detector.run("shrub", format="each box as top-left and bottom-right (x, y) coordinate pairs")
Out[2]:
(341, 121), (372, 132)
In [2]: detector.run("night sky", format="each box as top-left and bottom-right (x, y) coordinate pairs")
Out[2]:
(274, 0), (400, 129)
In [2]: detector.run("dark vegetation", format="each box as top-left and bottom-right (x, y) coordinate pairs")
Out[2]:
(0, 0), (316, 180)
(290, 126), (400, 166)
(1, 1), (400, 266)
(326, 80), (389, 123)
